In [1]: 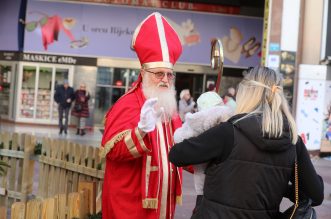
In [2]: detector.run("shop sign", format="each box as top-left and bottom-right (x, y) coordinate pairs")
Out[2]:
(56, 0), (240, 14)
(269, 43), (280, 52)
(267, 54), (280, 68)
(20, 53), (97, 66)
(0, 51), (19, 61)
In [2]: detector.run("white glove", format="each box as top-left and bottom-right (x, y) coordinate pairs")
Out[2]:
(138, 98), (159, 133)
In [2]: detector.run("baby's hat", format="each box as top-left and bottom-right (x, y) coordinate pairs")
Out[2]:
(197, 91), (224, 111)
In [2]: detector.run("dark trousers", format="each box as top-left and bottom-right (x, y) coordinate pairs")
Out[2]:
(58, 105), (70, 131)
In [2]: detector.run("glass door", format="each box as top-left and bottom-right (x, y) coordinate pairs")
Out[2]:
(175, 73), (204, 101)
(94, 67), (139, 125)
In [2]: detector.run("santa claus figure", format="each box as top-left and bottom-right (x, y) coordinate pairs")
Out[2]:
(100, 12), (183, 219)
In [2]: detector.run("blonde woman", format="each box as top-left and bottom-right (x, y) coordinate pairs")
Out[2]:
(169, 66), (323, 218)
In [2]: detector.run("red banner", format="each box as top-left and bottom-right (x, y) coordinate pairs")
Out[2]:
(60, 0), (240, 14)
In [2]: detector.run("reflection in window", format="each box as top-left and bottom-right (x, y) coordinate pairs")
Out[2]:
(97, 67), (113, 85)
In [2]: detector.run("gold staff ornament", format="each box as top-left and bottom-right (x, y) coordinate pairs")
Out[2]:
(210, 38), (224, 96)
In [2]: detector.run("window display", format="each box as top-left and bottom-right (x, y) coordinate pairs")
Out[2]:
(18, 64), (71, 122)
(20, 66), (37, 118)
(0, 64), (12, 116)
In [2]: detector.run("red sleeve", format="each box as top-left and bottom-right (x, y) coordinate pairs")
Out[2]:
(99, 92), (151, 161)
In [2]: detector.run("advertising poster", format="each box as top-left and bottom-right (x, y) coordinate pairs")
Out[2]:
(321, 81), (331, 152)
(296, 65), (328, 150)
(24, 0), (263, 68)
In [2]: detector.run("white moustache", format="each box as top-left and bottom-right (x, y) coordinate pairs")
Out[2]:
(158, 83), (169, 88)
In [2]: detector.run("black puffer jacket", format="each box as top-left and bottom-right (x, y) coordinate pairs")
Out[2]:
(169, 114), (324, 219)
(54, 85), (75, 108)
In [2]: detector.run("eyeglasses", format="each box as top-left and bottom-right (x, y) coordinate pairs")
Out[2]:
(144, 69), (176, 80)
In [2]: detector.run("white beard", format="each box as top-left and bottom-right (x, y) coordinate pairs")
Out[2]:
(142, 77), (177, 119)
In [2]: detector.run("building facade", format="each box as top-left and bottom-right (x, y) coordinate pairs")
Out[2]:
(0, 0), (264, 127)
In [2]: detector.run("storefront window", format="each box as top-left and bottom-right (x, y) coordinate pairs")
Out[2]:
(97, 67), (112, 85)
(192, 74), (204, 99)
(129, 69), (140, 88)
(20, 66), (37, 118)
(18, 64), (71, 121)
(112, 68), (127, 87)
(175, 73), (203, 101)
(0, 64), (12, 116)
(94, 67), (139, 125)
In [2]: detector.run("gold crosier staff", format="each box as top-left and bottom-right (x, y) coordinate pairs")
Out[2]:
(210, 38), (224, 95)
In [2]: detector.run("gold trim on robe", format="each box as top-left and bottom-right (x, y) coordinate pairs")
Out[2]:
(157, 122), (169, 218)
(99, 130), (131, 158)
(145, 155), (152, 197)
(176, 195), (182, 205)
(135, 127), (151, 152)
(142, 198), (158, 209)
(125, 130), (141, 158)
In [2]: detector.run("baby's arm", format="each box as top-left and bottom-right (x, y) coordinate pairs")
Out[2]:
(190, 106), (234, 134)
(174, 112), (198, 143)
(174, 106), (234, 143)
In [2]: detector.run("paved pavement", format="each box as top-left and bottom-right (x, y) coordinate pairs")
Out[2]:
(0, 121), (102, 147)
(1, 121), (331, 218)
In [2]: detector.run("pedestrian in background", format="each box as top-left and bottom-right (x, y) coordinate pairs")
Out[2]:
(72, 82), (90, 136)
(179, 89), (196, 121)
(54, 79), (75, 135)
(169, 66), (324, 218)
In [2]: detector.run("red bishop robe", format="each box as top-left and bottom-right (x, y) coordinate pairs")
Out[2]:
(100, 79), (182, 219)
